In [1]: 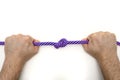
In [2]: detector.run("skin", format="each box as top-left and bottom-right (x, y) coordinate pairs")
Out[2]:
(0, 34), (39, 80)
(82, 31), (120, 80)
(0, 32), (120, 80)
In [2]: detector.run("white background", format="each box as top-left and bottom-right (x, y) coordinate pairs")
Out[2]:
(0, 0), (120, 80)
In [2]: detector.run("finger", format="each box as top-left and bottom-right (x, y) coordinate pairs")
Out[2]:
(87, 34), (94, 44)
(81, 38), (88, 50)
(33, 39), (40, 53)
(33, 39), (40, 44)
(17, 34), (23, 36)
(5, 35), (16, 43)
(22, 35), (34, 45)
(33, 39), (40, 42)
(25, 35), (33, 41)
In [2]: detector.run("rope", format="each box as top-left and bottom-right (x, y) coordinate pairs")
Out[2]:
(0, 38), (120, 49)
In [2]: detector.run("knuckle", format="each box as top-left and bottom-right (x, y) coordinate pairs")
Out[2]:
(26, 35), (32, 39)
(98, 31), (103, 33)
(24, 36), (30, 40)
(5, 37), (10, 41)
(104, 31), (110, 33)
(17, 34), (23, 36)
(24, 36), (33, 42)
(89, 33), (97, 39)
(5, 35), (14, 41)
(104, 31), (111, 35)
(111, 33), (116, 38)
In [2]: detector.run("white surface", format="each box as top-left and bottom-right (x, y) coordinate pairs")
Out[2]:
(0, 0), (120, 80)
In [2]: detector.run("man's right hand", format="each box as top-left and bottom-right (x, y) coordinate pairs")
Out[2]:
(82, 31), (120, 80)
(82, 31), (117, 60)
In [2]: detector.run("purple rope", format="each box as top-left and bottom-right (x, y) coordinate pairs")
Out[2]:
(0, 38), (120, 49)
(33, 38), (89, 49)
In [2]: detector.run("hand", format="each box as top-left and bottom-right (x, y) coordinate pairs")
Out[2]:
(4, 34), (40, 62)
(82, 31), (117, 60)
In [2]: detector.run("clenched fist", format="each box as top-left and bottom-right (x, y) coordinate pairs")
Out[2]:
(82, 31), (117, 60)
(4, 34), (40, 62)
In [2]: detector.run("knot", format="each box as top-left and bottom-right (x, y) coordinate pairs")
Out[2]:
(54, 38), (68, 49)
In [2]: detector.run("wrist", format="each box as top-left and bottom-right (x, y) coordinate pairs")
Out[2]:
(97, 52), (119, 63)
(96, 52), (120, 80)
(5, 54), (26, 65)
(0, 53), (26, 80)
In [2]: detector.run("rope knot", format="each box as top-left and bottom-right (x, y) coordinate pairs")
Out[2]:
(54, 38), (68, 49)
